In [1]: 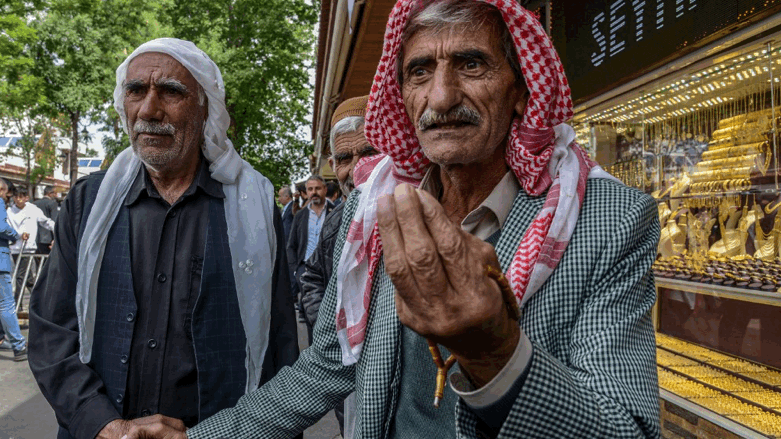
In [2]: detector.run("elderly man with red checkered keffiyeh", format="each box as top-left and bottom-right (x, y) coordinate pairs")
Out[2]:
(127, 1), (661, 438)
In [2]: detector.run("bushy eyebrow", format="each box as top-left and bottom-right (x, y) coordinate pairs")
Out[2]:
(333, 151), (352, 162)
(156, 78), (189, 94)
(404, 56), (433, 75)
(403, 49), (491, 76)
(123, 78), (189, 94)
(123, 79), (146, 92)
(453, 49), (490, 63)
(358, 145), (378, 155)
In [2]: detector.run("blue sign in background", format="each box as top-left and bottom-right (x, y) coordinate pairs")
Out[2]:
(551, 0), (781, 104)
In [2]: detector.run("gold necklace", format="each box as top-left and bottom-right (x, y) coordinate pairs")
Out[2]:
(765, 198), (781, 215)
(755, 224), (776, 260)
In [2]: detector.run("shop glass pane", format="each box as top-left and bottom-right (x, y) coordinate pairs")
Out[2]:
(658, 287), (781, 370)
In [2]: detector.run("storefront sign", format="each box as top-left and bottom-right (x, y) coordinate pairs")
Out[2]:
(551, 0), (781, 103)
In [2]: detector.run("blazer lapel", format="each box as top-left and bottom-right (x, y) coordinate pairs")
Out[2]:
(495, 190), (546, 273)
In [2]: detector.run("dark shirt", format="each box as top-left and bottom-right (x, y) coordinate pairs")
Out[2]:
(34, 196), (58, 246)
(123, 158), (223, 426)
(28, 158), (299, 439)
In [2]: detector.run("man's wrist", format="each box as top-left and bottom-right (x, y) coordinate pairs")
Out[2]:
(454, 320), (520, 388)
(96, 418), (131, 439)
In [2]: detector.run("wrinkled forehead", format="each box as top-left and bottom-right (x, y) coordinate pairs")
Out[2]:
(333, 126), (368, 150)
(125, 52), (198, 87)
(397, 1), (517, 82)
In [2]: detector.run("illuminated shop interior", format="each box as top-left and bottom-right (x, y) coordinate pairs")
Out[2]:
(574, 35), (781, 438)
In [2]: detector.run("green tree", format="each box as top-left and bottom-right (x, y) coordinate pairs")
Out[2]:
(169, 0), (318, 189)
(0, 116), (63, 196)
(0, 0), (56, 195)
(31, 0), (161, 185)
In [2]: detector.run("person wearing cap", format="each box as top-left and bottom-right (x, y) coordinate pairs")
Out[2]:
(27, 38), (300, 439)
(299, 95), (378, 437)
(126, 1), (660, 438)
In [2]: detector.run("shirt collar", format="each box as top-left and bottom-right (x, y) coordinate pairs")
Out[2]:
(125, 155), (225, 206)
(419, 165), (520, 233)
(307, 201), (328, 217)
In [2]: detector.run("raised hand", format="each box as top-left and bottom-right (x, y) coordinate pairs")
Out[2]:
(377, 184), (520, 387)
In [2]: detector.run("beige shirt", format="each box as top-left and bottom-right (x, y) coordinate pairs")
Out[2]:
(419, 166), (521, 240)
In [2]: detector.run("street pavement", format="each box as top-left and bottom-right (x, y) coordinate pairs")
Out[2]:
(0, 322), (340, 439)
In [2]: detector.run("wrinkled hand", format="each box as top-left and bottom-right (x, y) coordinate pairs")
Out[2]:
(97, 415), (186, 439)
(21, 232), (29, 241)
(377, 184), (520, 387)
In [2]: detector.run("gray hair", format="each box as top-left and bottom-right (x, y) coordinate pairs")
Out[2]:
(398, 0), (523, 86)
(307, 175), (326, 185)
(329, 116), (365, 154)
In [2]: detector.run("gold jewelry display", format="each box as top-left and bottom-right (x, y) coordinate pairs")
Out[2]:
(754, 219), (775, 261)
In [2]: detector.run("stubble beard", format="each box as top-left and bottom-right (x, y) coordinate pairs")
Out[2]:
(130, 120), (200, 172)
(339, 177), (354, 197)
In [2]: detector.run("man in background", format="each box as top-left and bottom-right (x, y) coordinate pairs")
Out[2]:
(34, 185), (59, 254)
(300, 94), (376, 438)
(7, 189), (54, 309)
(277, 186), (294, 244)
(325, 181), (342, 207)
(287, 175), (333, 341)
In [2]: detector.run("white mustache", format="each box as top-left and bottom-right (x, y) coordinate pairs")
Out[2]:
(418, 106), (481, 131)
(133, 120), (175, 136)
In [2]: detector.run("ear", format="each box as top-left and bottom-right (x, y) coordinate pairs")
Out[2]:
(328, 157), (335, 172)
(514, 87), (529, 118)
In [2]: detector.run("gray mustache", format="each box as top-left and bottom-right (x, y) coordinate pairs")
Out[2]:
(418, 106), (481, 131)
(133, 120), (175, 136)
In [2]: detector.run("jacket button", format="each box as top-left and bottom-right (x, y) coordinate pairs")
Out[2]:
(126, 312), (135, 322)
(120, 355), (128, 364)
(116, 393), (123, 404)
(148, 339), (158, 349)
(157, 273), (167, 283)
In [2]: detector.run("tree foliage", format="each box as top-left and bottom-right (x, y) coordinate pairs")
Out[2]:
(169, 0), (318, 188)
(1, 0), (318, 190)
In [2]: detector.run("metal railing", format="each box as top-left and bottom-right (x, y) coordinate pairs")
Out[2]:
(12, 239), (49, 319)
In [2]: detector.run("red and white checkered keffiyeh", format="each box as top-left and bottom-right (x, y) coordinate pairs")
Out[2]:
(335, 0), (614, 365)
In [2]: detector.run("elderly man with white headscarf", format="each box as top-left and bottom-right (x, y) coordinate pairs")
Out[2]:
(27, 38), (300, 439)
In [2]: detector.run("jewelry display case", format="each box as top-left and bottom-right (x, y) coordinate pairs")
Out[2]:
(574, 39), (781, 438)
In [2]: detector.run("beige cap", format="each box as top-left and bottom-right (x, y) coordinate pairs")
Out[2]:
(331, 95), (369, 128)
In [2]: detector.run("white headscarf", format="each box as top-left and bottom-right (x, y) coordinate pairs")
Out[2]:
(76, 38), (276, 393)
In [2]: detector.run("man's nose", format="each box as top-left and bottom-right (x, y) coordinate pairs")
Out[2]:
(427, 67), (462, 114)
(137, 89), (164, 121)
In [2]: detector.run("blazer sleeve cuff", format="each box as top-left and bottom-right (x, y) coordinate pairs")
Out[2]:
(69, 394), (121, 439)
(449, 331), (533, 433)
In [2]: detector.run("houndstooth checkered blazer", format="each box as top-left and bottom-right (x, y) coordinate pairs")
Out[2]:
(188, 178), (661, 438)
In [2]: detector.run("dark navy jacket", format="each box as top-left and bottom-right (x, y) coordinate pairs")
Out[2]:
(28, 171), (299, 439)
